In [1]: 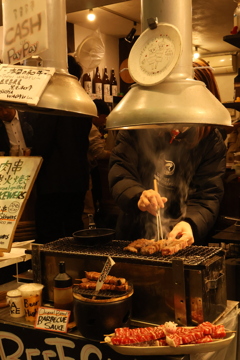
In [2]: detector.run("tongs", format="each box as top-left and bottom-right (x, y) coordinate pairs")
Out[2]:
(153, 179), (163, 241)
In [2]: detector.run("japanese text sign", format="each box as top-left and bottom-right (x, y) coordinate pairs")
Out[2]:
(0, 156), (42, 252)
(2, 0), (48, 64)
(0, 64), (55, 105)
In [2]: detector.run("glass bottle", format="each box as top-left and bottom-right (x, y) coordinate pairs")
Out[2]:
(93, 66), (102, 99)
(54, 261), (73, 315)
(102, 67), (110, 100)
(110, 68), (118, 96)
(233, 3), (240, 29)
(82, 73), (92, 95)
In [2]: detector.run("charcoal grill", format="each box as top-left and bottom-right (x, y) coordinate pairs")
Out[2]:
(29, 238), (227, 327)
(73, 283), (134, 341)
(72, 283), (133, 300)
(40, 238), (223, 266)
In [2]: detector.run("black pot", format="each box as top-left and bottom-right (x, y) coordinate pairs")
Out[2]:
(72, 228), (115, 246)
(73, 289), (133, 341)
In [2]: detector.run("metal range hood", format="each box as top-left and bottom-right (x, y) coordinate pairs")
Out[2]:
(1, 0), (97, 118)
(106, 0), (231, 129)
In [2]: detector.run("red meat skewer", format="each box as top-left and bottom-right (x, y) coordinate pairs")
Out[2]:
(107, 321), (228, 347)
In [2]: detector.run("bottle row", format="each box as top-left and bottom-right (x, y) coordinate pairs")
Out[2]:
(82, 67), (118, 101)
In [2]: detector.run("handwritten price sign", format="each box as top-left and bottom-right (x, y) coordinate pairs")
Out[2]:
(0, 156), (42, 252)
(0, 64), (55, 105)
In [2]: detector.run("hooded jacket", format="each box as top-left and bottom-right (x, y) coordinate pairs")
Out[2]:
(108, 127), (226, 244)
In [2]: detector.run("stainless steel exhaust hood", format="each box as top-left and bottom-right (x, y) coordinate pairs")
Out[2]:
(106, 0), (231, 129)
(1, 0), (97, 118)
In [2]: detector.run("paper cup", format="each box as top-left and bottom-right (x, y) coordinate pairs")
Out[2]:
(6, 289), (25, 318)
(18, 283), (44, 322)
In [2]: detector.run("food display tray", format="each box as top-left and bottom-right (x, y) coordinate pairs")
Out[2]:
(107, 331), (235, 356)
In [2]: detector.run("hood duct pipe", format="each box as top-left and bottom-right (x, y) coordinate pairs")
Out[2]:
(1, 0), (97, 118)
(106, 0), (231, 129)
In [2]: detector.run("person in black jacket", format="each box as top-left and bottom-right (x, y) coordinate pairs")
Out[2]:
(108, 126), (226, 245)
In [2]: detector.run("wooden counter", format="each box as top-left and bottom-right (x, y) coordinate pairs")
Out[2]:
(0, 281), (238, 360)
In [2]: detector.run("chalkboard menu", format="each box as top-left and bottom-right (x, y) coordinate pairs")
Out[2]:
(0, 156), (42, 252)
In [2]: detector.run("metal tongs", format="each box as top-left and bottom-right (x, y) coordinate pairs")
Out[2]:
(153, 179), (164, 241)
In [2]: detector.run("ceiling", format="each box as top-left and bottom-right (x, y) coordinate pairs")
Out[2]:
(66, 0), (239, 56)
(0, 0), (237, 56)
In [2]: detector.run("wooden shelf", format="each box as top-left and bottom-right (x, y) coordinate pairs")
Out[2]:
(223, 102), (240, 111)
(223, 33), (240, 48)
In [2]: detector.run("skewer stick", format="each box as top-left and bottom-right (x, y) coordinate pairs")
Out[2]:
(155, 208), (160, 241)
(153, 179), (163, 240)
(225, 330), (236, 333)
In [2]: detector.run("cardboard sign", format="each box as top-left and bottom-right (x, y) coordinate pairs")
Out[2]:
(0, 64), (55, 105)
(0, 156), (42, 252)
(2, 0), (48, 64)
(35, 307), (70, 333)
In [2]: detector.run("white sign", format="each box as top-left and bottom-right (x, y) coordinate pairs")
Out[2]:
(35, 307), (70, 333)
(2, 0), (48, 64)
(95, 256), (115, 293)
(0, 156), (42, 252)
(0, 64), (55, 105)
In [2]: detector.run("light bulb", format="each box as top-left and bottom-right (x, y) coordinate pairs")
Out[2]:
(193, 51), (200, 59)
(193, 46), (200, 59)
(87, 9), (95, 21)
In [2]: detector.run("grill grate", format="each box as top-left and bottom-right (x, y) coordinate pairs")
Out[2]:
(73, 285), (131, 299)
(41, 238), (224, 267)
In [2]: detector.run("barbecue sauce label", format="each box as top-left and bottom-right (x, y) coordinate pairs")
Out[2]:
(35, 307), (70, 333)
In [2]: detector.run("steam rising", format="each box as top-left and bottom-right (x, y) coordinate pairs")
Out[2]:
(135, 127), (195, 239)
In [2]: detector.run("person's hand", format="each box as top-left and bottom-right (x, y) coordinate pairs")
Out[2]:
(168, 221), (194, 244)
(138, 189), (167, 216)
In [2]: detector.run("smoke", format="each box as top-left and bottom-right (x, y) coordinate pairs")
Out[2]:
(135, 127), (196, 239)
